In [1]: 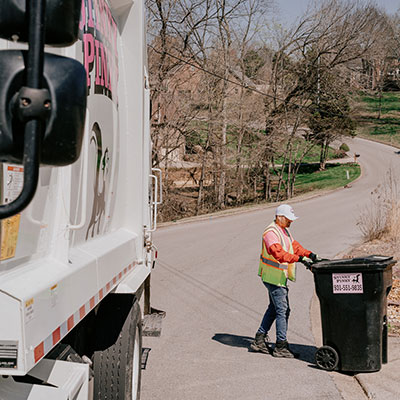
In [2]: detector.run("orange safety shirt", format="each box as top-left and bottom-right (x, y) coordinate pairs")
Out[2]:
(263, 225), (311, 264)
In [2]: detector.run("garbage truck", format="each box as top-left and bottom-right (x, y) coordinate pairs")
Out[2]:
(0, 0), (159, 398)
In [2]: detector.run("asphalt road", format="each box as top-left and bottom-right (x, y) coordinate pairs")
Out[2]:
(142, 137), (400, 400)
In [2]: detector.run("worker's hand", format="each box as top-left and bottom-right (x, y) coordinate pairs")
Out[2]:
(309, 253), (321, 262)
(299, 256), (313, 269)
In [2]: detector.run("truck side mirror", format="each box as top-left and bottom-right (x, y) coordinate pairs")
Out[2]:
(0, 0), (87, 219)
(0, 0), (81, 46)
(0, 51), (87, 166)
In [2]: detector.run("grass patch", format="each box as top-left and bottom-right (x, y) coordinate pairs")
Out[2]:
(361, 93), (400, 115)
(355, 92), (400, 146)
(370, 124), (400, 136)
(275, 139), (343, 164)
(160, 162), (361, 222)
(294, 163), (361, 192)
(186, 121), (347, 164)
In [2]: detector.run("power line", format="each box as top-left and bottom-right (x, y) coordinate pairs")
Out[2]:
(148, 44), (361, 118)
(148, 44), (283, 101)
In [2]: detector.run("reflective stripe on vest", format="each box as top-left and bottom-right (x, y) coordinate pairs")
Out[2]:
(258, 222), (296, 286)
(260, 256), (288, 270)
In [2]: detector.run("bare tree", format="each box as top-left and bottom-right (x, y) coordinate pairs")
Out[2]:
(254, 0), (389, 193)
(146, 0), (400, 220)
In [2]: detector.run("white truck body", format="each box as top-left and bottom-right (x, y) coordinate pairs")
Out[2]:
(0, 0), (155, 397)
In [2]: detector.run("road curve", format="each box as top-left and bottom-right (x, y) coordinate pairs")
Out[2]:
(142, 137), (400, 400)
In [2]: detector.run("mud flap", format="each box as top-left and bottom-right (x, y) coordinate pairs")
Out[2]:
(142, 308), (166, 337)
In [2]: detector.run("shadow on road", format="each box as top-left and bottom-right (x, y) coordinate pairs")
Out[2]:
(212, 333), (254, 348)
(212, 333), (318, 365)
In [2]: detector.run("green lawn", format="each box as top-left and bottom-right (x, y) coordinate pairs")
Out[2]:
(186, 122), (346, 164)
(275, 140), (342, 164)
(293, 163), (361, 193)
(361, 93), (400, 114)
(356, 92), (400, 146)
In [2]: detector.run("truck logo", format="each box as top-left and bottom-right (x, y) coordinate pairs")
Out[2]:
(80, 0), (118, 104)
(86, 122), (109, 239)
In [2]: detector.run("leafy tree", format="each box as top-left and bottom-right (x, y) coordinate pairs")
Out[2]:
(308, 72), (356, 170)
(243, 48), (268, 79)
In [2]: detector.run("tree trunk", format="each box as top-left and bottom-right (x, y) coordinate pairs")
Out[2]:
(290, 175), (296, 197)
(263, 160), (270, 201)
(235, 88), (245, 203)
(286, 143), (292, 199)
(198, 97), (214, 213)
(319, 137), (328, 171)
(218, 99), (227, 209)
(196, 133), (210, 215)
(378, 89), (382, 120)
(275, 149), (289, 202)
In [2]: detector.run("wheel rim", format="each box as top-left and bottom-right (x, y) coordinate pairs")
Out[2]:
(132, 325), (140, 400)
(315, 346), (339, 371)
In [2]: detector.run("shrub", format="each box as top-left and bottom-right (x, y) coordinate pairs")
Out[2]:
(339, 143), (350, 152)
(357, 168), (400, 242)
(331, 149), (347, 159)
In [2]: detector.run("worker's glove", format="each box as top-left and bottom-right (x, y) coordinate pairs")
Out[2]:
(309, 253), (321, 262)
(299, 256), (313, 269)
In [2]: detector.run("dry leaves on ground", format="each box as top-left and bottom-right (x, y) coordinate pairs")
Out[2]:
(388, 278), (400, 336)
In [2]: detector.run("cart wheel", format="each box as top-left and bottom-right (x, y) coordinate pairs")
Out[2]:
(315, 346), (339, 371)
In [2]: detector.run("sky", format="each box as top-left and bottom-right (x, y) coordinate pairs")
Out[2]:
(277, 0), (400, 26)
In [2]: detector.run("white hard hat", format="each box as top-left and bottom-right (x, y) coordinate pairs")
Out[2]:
(275, 204), (298, 221)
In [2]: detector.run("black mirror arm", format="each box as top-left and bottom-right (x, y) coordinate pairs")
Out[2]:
(0, 122), (41, 218)
(0, 0), (46, 219)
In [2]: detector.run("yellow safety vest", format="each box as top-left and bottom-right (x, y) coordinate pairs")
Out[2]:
(258, 222), (296, 287)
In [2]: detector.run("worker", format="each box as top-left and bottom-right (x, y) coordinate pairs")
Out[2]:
(250, 204), (320, 358)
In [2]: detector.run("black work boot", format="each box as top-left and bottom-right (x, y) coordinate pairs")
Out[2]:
(250, 332), (270, 354)
(272, 340), (297, 358)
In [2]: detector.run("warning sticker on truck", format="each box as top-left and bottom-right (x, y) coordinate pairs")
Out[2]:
(25, 298), (35, 323)
(0, 165), (23, 260)
(3, 165), (24, 203)
(0, 341), (18, 369)
(332, 273), (363, 294)
(1, 215), (21, 260)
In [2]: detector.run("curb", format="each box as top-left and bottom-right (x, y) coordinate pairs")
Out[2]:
(357, 134), (400, 151)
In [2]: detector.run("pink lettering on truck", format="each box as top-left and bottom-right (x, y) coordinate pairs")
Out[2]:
(79, 0), (118, 104)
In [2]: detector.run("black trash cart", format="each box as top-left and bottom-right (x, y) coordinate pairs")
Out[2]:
(312, 255), (395, 372)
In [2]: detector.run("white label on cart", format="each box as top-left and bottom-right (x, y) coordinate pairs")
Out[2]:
(332, 273), (363, 294)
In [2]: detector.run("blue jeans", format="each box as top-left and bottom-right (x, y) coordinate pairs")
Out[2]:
(257, 282), (290, 342)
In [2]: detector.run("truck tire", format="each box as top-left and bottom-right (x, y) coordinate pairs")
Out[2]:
(93, 295), (142, 399)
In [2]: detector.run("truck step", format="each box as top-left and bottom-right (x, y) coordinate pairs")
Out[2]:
(142, 308), (166, 337)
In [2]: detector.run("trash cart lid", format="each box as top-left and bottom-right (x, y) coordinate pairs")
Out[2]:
(312, 255), (396, 272)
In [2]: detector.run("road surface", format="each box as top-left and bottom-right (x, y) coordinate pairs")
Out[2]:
(142, 137), (400, 399)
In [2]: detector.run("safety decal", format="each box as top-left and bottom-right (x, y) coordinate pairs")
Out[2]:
(25, 298), (35, 323)
(3, 165), (24, 203)
(0, 341), (18, 369)
(1, 165), (23, 260)
(33, 262), (136, 364)
(1, 214), (21, 260)
(332, 272), (363, 294)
